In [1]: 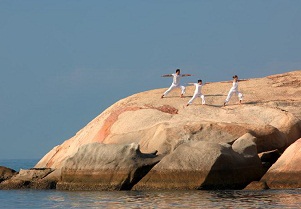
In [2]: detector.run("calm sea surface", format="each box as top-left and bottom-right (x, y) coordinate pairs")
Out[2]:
(1, 159), (301, 209)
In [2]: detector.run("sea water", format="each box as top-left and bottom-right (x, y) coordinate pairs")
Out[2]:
(1, 159), (301, 209)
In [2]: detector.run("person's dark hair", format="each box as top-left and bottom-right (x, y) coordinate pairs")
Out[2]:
(176, 69), (180, 73)
(233, 75), (238, 79)
(198, 79), (202, 83)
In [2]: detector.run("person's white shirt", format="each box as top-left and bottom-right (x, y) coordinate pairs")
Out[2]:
(186, 82), (205, 105)
(193, 83), (203, 94)
(172, 73), (184, 86)
(231, 81), (238, 91)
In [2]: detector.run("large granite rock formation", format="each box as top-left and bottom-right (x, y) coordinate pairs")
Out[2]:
(36, 71), (301, 171)
(1, 70), (300, 190)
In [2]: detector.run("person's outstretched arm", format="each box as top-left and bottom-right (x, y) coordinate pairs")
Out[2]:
(181, 74), (192, 77)
(187, 82), (195, 85)
(161, 74), (173, 77)
(220, 80), (233, 83)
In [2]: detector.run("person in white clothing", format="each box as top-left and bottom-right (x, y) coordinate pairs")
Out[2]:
(186, 80), (205, 106)
(161, 69), (192, 98)
(223, 75), (243, 106)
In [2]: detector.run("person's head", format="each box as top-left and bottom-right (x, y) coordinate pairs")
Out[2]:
(198, 79), (202, 84)
(176, 69), (181, 75)
(233, 75), (238, 81)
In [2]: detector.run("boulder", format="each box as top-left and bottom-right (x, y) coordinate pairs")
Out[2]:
(133, 140), (263, 190)
(232, 133), (257, 156)
(57, 142), (161, 191)
(0, 168), (55, 190)
(260, 138), (301, 189)
(0, 166), (17, 182)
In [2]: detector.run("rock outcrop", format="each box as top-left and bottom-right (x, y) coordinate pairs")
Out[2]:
(133, 138), (262, 190)
(0, 168), (56, 189)
(57, 143), (161, 190)
(0, 166), (16, 183)
(1, 70), (300, 190)
(36, 71), (301, 171)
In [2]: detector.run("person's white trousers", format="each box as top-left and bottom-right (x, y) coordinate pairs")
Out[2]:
(163, 83), (186, 96)
(225, 89), (243, 103)
(188, 93), (205, 105)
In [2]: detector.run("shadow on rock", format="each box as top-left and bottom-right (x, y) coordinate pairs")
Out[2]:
(133, 134), (264, 190)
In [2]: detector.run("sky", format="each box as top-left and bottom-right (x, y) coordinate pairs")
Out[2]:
(0, 0), (300, 159)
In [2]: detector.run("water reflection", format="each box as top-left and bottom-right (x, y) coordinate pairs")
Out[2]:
(1, 189), (301, 209)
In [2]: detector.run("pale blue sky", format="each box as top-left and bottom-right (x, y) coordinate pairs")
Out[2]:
(0, 0), (300, 159)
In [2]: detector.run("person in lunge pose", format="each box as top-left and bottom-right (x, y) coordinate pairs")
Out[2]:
(186, 79), (205, 106)
(161, 69), (191, 98)
(223, 75), (244, 106)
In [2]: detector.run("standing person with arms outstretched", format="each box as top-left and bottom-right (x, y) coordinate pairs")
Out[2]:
(223, 75), (243, 106)
(186, 79), (205, 106)
(161, 69), (192, 98)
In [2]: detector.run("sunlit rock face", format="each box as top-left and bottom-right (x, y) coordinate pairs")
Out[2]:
(30, 70), (301, 190)
(260, 138), (301, 189)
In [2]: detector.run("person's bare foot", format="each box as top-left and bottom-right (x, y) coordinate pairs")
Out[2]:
(161, 95), (164, 99)
(186, 104), (189, 106)
(180, 94), (184, 98)
(223, 102), (226, 107)
(239, 100), (242, 104)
